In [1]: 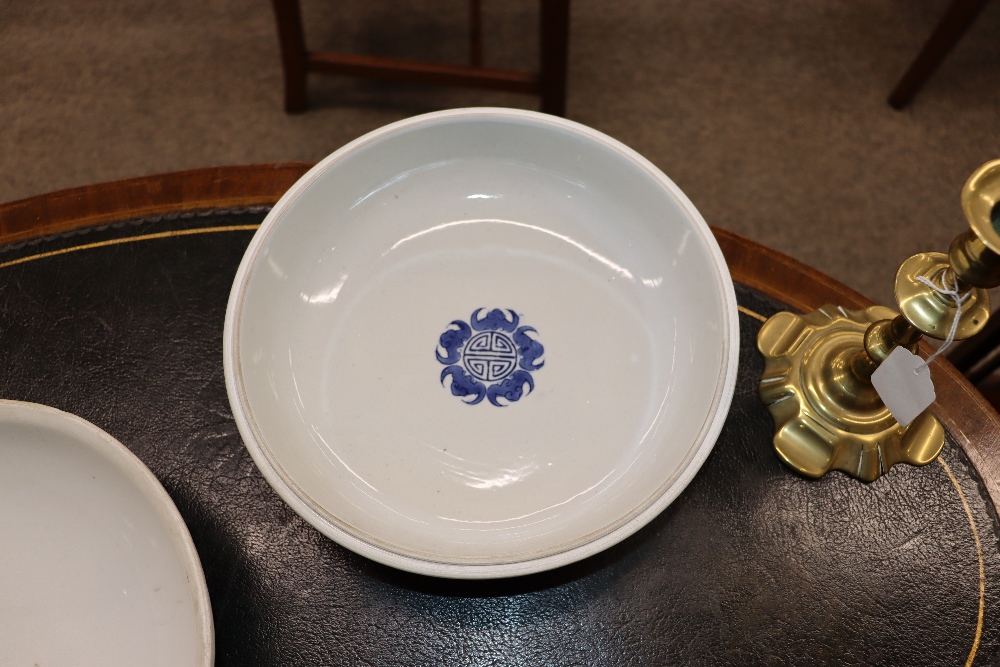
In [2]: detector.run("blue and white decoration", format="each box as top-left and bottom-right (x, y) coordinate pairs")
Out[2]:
(436, 308), (544, 406)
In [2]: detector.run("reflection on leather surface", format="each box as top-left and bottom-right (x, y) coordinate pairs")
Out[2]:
(1, 212), (998, 666)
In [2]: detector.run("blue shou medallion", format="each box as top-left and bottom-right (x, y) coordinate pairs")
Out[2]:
(436, 308), (544, 406)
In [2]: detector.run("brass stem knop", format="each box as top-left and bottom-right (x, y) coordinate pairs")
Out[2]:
(850, 315), (922, 382)
(949, 230), (1000, 288)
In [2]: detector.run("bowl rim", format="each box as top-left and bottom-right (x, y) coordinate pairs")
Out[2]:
(0, 399), (214, 663)
(223, 107), (740, 579)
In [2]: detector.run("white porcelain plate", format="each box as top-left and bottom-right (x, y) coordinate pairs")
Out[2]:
(225, 108), (739, 578)
(0, 401), (213, 665)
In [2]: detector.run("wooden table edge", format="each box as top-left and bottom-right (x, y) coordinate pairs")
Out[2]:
(4, 165), (999, 514)
(0, 163), (314, 245)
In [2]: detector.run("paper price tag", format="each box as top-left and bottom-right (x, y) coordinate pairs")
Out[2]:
(871, 346), (936, 427)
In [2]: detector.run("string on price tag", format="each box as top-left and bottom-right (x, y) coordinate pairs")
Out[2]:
(872, 271), (968, 426)
(914, 271), (970, 369)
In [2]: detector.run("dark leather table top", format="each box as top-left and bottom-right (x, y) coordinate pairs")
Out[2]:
(2, 205), (998, 666)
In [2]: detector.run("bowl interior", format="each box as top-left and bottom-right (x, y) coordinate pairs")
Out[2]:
(0, 402), (212, 665)
(230, 110), (736, 573)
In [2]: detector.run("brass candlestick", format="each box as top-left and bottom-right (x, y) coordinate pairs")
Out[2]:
(758, 160), (1000, 481)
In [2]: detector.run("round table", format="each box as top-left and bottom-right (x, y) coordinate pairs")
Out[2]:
(3, 164), (999, 665)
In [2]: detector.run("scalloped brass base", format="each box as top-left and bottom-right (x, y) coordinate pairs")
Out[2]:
(758, 305), (945, 482)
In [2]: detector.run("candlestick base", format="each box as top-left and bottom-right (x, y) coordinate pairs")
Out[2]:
(758, 305), (944, 482)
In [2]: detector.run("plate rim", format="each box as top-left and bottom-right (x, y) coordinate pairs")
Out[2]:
(223, 107), (740, 578)
(0, 399), (214, 663)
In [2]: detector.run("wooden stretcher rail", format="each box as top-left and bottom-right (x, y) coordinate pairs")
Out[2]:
(308, 53), (540, 93)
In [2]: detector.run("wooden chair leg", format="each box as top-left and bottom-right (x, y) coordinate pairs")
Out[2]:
(271, 0), (309, 113)
(888, 0), (992, 110)
(539, 0), (570, 117)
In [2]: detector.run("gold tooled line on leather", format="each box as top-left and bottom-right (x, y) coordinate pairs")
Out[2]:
(743, 302), (983, 664)
(738, 305), (768, 322)
(939, 456), (985, 667)
(0, 224), (261, 270)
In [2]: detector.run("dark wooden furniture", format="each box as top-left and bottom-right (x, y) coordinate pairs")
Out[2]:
(3, 166), (1000, 664)
(271, 0), (570, 115)
(888, 0), (992, 109)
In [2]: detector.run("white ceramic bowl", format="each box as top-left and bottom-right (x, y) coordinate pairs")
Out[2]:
(0, 401), (213, 665)
(225, 108), (738, 578)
